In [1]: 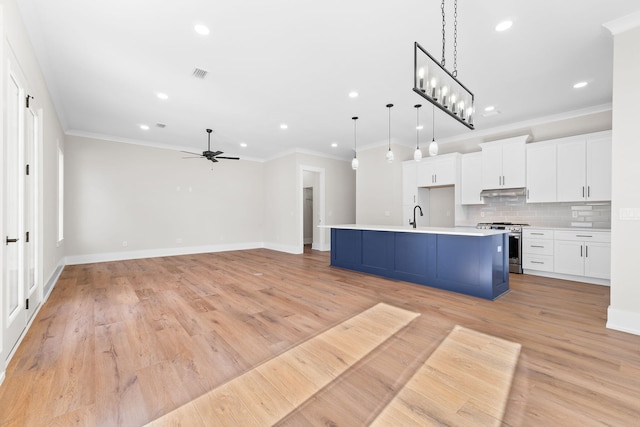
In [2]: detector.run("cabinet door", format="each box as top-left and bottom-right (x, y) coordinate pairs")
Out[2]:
(526, 143), (556, 203)
(554, 240), (584, 276)
(586, 136), (612, 201)
(501, 141), (526, 188)
(584, 242), (611, 279)
(481, 144), (503, 189)
(416, 160), (437, 187)
(402, 162), (418, 205)
(433, 157), (456, 186)
(557, 138), (586, 202)
(461, 153), (483, 205)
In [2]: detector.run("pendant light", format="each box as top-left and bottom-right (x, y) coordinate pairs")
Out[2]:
(429, 104), (439, 156)
(414, 104), (423, 162)
(386, 103), (394, 163)
(351, 116), (359, 170)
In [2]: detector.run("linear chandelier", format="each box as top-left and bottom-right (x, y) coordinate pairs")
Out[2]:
(413, 0), (474, 130)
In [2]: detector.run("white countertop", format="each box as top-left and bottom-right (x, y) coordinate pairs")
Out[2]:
(523, 226), (611, 232)
(320, 224), (508, 237)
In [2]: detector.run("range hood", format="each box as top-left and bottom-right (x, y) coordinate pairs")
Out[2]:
(480, 187), (526, 198)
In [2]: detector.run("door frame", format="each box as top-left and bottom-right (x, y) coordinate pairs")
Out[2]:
(298, 165), (326, 253)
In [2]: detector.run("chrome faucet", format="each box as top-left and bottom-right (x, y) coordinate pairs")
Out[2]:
(410, 205), (423, 228)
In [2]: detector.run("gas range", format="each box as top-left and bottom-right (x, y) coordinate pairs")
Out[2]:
(476, 222), (529, 274)
(476, 222), (529, 232)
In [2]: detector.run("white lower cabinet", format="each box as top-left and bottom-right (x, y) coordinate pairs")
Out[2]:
(554, 231), (611, 280)
(523, 229), (554, 272)
(524, 228), (611, 283)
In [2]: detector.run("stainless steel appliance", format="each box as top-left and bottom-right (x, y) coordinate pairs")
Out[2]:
(476, 222), (529, 274)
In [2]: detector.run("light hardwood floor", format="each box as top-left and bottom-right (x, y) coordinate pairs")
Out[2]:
(1, 248), (639, 426)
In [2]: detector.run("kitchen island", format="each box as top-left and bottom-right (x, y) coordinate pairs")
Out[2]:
(323, 225), (510, 300)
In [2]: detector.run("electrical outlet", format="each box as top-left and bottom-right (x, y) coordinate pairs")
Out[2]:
(572, 211), (578, 218)
(176, 238), (182, 244)
(122, 241), (128, 247)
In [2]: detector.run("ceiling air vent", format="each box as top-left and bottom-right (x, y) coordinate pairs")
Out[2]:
(192, 67), (209, 79)
(156, 123), (167, 128)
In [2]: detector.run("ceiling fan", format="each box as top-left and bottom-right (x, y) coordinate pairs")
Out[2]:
(182, 128), (240, 163)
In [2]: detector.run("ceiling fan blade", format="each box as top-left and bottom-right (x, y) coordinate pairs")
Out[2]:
(181, 150), (202, 156)
(211, 151), (223, 156)
(215, 156), (240, 160)
(209, 157), (219, 163)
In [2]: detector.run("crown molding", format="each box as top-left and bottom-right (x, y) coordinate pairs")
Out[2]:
(603, 10), (640, 35)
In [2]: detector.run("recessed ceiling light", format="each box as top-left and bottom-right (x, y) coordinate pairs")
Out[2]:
(194, 24), (210, 36)
(484, 105), (495, 112)
(573, 81), (588, 89)
(331, 142), (338, 148)
(349, 91), (358, 98)
(495, 20), (513, 32)
(280, 124), (288, 129)
(157, 92), (168, 100)
(240, 142), (247, 148)
(140, 124), (150, 130)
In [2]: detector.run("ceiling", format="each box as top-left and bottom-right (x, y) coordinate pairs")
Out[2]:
(16, 0), (640, 161)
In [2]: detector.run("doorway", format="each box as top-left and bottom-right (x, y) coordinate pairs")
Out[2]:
(299, 166), (325, 253)
(3, 49), (41, 363)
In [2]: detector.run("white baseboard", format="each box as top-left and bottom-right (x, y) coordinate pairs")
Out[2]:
(44, 259), (65, 302)
(312, 242), (331, 252)
(263, 242), (303, 254)
(607, 306), (640, 336)
(65, 242), (265, 265)
(522, 269), (610, 286)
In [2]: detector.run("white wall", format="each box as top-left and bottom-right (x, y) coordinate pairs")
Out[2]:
(1, 0), (66, 373)
(65, 135), (265, 262)
(356, 143), (412, 225)
(608, 23), (640, 335)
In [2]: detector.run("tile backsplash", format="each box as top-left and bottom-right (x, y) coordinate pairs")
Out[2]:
(462, 196), (611, 229)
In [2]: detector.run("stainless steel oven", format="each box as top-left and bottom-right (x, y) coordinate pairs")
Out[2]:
(476, 222), (528, 274)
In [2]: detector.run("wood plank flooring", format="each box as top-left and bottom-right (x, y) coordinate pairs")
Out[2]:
(1, 248), (640, 426)
(371, 325), (521, 426)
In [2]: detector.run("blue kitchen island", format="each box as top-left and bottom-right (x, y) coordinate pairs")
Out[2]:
(325, 225), (510, 300)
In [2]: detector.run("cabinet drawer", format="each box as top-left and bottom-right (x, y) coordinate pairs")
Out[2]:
(555, 230), (611, 243)
(523, 254), (554, 272)
(524, 229), (554, 239)
(523, 239), (554, 256)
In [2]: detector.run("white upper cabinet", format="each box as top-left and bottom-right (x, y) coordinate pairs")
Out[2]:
(416, 154), (458, 187)
(461, 152), (484, 205)
(586, 133), (612, 201)
(526, 140), (557, 203)
(402, 161), (418, 205)
(480, 135), (528, 190)
(557, 131), (611, 202)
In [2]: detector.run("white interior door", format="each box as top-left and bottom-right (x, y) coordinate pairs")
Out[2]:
(3, 51), (40, 362)
(24, 97), (41, 320)
(4, 59), (27, 358)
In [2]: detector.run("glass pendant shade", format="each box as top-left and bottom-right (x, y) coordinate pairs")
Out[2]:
(351, 116), (359, 171)
(414, 104), (422, 162)
(414, 148), (423, 161)
(429, 140), (439, 156)
(386, 149), (394, 163)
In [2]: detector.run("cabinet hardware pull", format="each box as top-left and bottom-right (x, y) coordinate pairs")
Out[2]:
(6, 237), (19, 245)
(531, 261), (544, 264)
(580, 245), (583, 257)
(576, 235), (592, 238)
(531, 232), (544, 235)
(531, 245), (545, 248)
(588, 186), (590, 198)
(582, 186), (585, 198)
(586, 245), (588, 257)
(526, 189), (529, 199)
